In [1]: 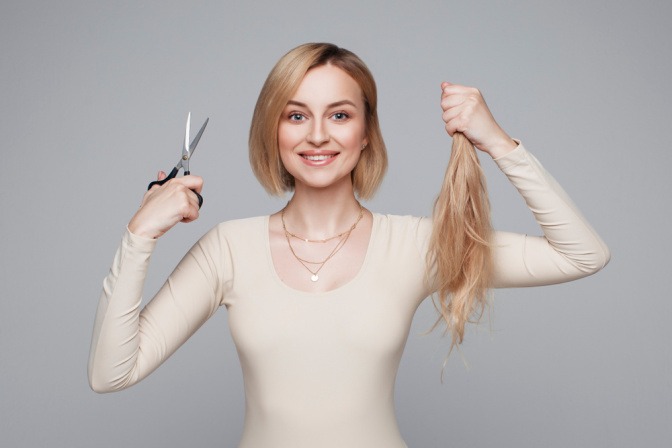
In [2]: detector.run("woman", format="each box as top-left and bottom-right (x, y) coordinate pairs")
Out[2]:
(88, 43), (610, 447)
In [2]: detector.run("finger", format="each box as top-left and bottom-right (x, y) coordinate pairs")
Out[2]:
(441, 84), (480, 103)
(442, 98), (471, 123)
(172, 175), (204, 193)
(441, 81), (467, 91)
(442, 107), (462, 125)
(174, 182), (203, 211)
(191, 190), (203, 209)
(440, 94), (466, 111)
(441, 82), (469, 98)
(184, 186), (202, 209)
(147, 171), (168, 192)
(443, 109), (473, 136)
(444, 118), (466, 137)
(444, 117), (458, 136)
(440, 81), (454, 96)
(180, 196), (201, 223)
(162, 185), (198, 223)
(445, 94), (482, 120)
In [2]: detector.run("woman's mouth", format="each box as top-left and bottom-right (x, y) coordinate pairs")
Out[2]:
(302, 154), (336, 161)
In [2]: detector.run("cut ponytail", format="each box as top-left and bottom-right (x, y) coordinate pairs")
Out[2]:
(428, 132), (493, 351)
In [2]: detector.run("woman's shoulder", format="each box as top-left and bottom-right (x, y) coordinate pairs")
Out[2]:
(369, 213), (433, 262)
(371, 212), (432, 239)
(372, 212), (430, 227)
(197, 215), (268, 246)
(212, 215), (268, 232)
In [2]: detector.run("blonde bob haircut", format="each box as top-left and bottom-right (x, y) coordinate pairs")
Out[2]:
(249, 43), (387, 200)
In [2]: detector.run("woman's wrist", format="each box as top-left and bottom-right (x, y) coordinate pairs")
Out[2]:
(484, 134), (518, 159)
(128, 215), (162, 240)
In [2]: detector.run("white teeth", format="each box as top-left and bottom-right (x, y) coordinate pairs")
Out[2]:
(303, 154), (334, 161)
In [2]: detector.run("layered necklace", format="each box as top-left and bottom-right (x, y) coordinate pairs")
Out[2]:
(281, 202), (364, 282)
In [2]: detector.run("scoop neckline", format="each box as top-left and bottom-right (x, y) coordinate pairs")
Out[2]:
(263, 212), (380, 297)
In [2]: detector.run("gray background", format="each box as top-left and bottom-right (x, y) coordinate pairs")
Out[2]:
(1, 0), (670, 447)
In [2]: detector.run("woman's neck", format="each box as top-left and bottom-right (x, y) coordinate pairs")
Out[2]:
(282, 183), (362, 240)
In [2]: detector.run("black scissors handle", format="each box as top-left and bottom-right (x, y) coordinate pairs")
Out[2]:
(147, 167), (203, 209)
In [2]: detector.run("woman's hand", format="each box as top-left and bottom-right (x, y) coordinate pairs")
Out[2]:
(127, 171), (204, 239)
(440, 82), (518, 159)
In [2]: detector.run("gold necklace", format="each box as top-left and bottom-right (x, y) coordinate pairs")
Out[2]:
(281, 203), (364, 282)
(283, 202), (364, 243)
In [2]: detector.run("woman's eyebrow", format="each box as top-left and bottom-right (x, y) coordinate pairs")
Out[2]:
(286, 100), (358, 108)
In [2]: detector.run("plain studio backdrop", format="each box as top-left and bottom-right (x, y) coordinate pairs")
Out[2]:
(1, 1), (670, 447)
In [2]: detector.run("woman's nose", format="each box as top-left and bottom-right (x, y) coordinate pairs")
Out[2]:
(306, 121), (330, 146)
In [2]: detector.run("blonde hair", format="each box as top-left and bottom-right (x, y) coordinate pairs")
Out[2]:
(428, 132), (493, 351)
(249, 43), (387, 199)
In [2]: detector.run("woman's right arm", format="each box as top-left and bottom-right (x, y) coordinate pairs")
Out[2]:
(88, 174), (225, 393)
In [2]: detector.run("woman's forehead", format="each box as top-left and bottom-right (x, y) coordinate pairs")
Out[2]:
(290, 64), (363, 107)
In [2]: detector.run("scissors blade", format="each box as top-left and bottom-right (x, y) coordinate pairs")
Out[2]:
(188, 117), (209, 155)
(183, 112), (191, 157)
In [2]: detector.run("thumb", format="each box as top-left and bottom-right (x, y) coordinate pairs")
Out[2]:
(441, 81), (452, 90)
(157, 170), (167, 181)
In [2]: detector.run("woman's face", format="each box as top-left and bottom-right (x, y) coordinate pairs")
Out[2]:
(278, 64), (368, 192)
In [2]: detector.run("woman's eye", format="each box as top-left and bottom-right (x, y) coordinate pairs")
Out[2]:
(332, 112), (349, 121)
(288, 113), (305, 122)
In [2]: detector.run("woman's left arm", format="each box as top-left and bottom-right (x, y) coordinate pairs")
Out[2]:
(490, 144), (610, 287)
(441, 83), (610, 287)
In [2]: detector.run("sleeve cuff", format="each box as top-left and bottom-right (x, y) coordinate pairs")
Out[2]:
(123, 226), (158, 252)
(492, 139), (529, 171)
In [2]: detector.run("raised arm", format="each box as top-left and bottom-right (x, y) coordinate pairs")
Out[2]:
(439, 82), (610, 288)
(490, 145), (610, 287)
(88, 173), (226, 393)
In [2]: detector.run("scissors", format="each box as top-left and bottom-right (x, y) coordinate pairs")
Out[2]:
(147, 112), (209, 208)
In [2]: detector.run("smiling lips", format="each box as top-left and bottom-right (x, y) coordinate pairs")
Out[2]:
(300, 152), (338, 164)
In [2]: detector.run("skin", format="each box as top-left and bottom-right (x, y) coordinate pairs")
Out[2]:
(128, 171), (203, 239)
(277, 66), (368, 196)
(269, 64), (372, 293)
(126, 64), (516, 293)
(440, 82), (517, 159)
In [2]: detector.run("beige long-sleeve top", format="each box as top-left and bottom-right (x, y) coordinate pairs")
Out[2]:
(88, 144), (610, 448)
